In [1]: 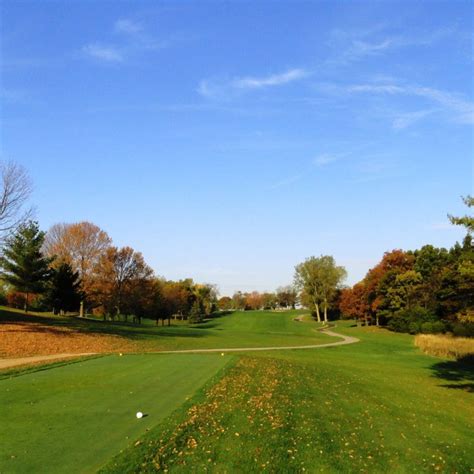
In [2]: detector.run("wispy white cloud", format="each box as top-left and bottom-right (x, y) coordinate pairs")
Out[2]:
(198, 68), (308, 99)
(232, 69), (308, 89)
(348, 83), (474, 125)
(82, 43), (123, 62)
(344, 39), (394, 60)
(392, 109), (435, 130)
(329, 26), (457, 64)
(313, 153), (339, 166)
(114, 19), (143, 35)
(83, 18), (165, 64)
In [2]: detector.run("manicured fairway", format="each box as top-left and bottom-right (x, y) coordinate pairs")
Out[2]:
(0, 308), (336, 356)
(0, 353), (231, 473)
(111, 309), (336, 351)
(103, 321), (474, 473)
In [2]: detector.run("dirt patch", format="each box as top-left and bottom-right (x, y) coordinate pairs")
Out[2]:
(0, 321), (138, 358)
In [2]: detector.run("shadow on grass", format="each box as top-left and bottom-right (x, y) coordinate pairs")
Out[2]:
(0, 308), (212, 342)
(429, 355), (474, 393)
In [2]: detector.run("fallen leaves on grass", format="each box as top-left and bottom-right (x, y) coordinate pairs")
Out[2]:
(0, 321), (138, 357)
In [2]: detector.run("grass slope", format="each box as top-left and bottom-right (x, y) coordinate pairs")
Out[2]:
(0, 353), (231, 473)
(0, 308), (335, 357)
(102, 321), (474, 473)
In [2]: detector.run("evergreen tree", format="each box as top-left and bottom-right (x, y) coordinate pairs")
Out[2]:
(0, 221), (52, 312)
(188, 299), (203, 324)
(45, 262), (83, 314)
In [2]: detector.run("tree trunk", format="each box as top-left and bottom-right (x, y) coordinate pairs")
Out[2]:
(323, 300), (328, 322)
(376, 315), (380, 327)
(315, 304), (321, 322)
(24, 292), (29, 313)
(79, 300), (84, 317)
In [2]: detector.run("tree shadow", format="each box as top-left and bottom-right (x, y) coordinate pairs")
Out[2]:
(0, 308), (211, 341)
(429, 355), (474, 392)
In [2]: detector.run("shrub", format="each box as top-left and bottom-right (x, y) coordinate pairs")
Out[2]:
(451, 322), (474, 338)
(388, 306), (438, 334)
(415, 334), (474, 359)
(409, 321), (422, 334)
(388, 315), (409, 333)
(420, 321), (445, 334)
(431, 321), (446, 334)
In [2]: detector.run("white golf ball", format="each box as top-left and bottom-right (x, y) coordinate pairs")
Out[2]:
(136, 411), (143, 419)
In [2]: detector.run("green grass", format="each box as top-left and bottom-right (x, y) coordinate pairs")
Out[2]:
(2, 310), (473, 473)
(0, 307), (336, 352)
(102, 321), (474, 473)
(0, 353), (232, 473)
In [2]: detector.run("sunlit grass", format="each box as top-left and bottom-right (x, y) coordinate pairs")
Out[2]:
(102, 320), (474, 473)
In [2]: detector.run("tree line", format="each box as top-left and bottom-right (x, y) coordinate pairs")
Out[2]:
(339, 196), (473, 336)
(0, 220), (219, 324)
(217, 286), (298, 312)
(0, 161), (471, 335)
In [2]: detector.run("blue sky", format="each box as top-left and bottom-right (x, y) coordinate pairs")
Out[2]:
(1, 1), (472, 295)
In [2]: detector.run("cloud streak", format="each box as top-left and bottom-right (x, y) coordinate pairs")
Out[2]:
(348, 83), (474, 124)
(313, 153), (339, 166)
(82, 18), (165, 64)
(114, 19), (143, 35)
(198, 68), (308, 99)
(329, 26), (458, 64)
(82, 44), (123, 62)
(232, 69), (307, 89)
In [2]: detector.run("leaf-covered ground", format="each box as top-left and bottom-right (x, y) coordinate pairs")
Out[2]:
(102, 323), (473, 473)
(0, 307), (334, 358)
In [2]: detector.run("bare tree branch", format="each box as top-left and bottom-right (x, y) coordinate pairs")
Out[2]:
(0, 161), (33, 242)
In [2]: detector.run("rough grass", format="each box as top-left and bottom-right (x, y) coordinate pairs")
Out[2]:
(415, 334), (474, 359)
(102, 321), (474, 473)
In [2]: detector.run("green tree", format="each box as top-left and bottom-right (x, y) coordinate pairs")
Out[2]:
(45, 262), (82, 314)
(294, 255), (347, 322)
(384, 270), (423, 312)
(0, 221), (52, 312)
(188, 299), (203, 324)
(449, 195), (473, 234)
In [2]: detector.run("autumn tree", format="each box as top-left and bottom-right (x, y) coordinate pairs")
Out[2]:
(294, 255), (346, 322)
(218, 296), (233, 310)
(160, 279), (195, 320)
(96, 246), (153, 320)
(232, 291), (246, 310)
(339, 283), (369, 325)
(245, 291), (263, 310)
(0, 221), (52, 312)
(43, 221), (112, 315)
(276, 286), (297, 309)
